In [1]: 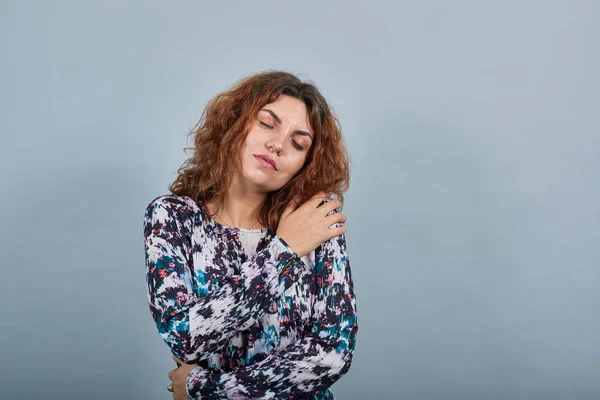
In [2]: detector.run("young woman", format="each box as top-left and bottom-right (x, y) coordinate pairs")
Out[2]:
(143, 70), (358, 399)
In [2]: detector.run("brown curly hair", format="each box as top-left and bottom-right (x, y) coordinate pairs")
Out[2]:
(168, 69), (351, 232)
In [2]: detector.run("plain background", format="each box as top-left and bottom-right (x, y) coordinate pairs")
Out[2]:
(1, 1), (599, 399)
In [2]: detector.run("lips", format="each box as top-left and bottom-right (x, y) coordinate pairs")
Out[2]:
(255, 154), (277, 170)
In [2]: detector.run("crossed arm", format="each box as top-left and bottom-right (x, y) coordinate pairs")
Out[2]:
(185, 232), (358, 399)
(144, 196), (358, 399)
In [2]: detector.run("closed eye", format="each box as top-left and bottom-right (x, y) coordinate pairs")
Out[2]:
(292, 140), (304, 151)
(260, 120), (305, 151)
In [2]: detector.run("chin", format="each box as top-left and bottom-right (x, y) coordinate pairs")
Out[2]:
(241, 170), (280, 192)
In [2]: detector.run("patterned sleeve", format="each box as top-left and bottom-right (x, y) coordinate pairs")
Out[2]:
(186, 232), (359, 399)
(144, 196), (304, 364)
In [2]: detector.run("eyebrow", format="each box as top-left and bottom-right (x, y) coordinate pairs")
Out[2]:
(260, 108), (313, 141)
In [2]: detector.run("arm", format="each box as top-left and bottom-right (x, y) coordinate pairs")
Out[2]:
(144, 196), (305, 364)
(186, 232), (359, 399)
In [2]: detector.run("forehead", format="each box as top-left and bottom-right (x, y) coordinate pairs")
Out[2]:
(261, 95), (312, 129)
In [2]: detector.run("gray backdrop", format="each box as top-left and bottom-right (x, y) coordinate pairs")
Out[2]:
(1, 1), (598, 399)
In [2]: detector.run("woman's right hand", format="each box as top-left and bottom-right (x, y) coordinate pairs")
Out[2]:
(276, 191), (347, 258)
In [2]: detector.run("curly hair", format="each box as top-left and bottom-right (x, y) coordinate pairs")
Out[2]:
(168, 69), (351, 232)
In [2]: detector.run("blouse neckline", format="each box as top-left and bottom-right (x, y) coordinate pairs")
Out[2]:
(196, 198), (269, 234)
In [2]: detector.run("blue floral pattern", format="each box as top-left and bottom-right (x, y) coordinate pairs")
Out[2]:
(144, 195), (358, 399)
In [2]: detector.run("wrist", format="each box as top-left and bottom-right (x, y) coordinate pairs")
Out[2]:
(274, 235), (303, 259)
(186, 367), (207, 400)
(186, 367), (222, 399)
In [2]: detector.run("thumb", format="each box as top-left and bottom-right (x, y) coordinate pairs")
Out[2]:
(281, 196), (301, 219)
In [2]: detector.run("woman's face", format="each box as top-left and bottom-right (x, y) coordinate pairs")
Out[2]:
(236, 94), (314, 193)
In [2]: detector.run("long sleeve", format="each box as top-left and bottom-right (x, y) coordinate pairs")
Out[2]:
(186, 232), (359, 399)
(144, 196), (305, 364)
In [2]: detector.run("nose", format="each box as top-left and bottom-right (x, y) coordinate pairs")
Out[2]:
(266, 122), (294, 154)
(267, 141), (283, 154)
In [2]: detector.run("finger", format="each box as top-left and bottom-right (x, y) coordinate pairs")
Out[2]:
(292, 194), (304, 208)
(280, 202), (295, 220)
(312, 190), (330, 200)
(325, 212), (346, 226)
(328, 224), (347, 238)
(320, 199), (342, 216)
(281, 196), (301, 219)
(306, 191), (332, 208)
(313, 198), (340, 217)
(172, 355), (182, 366)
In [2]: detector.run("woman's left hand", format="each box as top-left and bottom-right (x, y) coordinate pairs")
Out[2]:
(168, 355), (201, 399)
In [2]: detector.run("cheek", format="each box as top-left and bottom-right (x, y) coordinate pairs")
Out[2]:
(288, 154), (308, 175)
(241, 133), (259, 155)
(242, 133), (266, 156)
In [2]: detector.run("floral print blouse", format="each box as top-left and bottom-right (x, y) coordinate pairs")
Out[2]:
(143, 194), (358, 399)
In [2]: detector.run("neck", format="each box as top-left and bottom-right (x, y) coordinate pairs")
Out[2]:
(210, 175), (268, 228)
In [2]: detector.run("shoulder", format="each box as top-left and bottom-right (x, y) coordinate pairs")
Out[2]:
(315, 233), (348, 262)
(144, 194), (199, 225)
